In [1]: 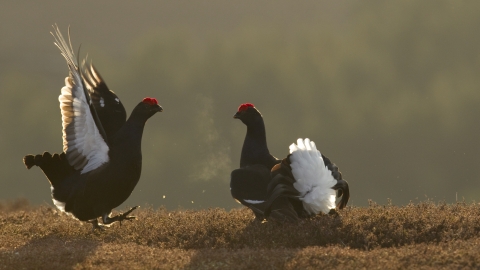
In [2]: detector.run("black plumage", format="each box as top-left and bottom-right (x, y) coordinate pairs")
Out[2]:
(23, 26), (162, 229)
(264, 153), (350, 221)
(230, 103), (349, 222)
(83, 63), (127, 143)
(230, 103), (280, 220)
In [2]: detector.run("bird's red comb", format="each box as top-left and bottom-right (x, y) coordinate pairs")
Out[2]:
(238, 103), (254, 112)
(142, 97), (158, 105)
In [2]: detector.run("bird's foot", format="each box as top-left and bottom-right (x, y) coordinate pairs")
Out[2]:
(117, 206), (139, 225)
(101, 206), (140, 226)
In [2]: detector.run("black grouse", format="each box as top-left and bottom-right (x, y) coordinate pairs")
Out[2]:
(230, 103), (281, 220)
(23, 26), (163, 229)
(230, 103), (349, 222)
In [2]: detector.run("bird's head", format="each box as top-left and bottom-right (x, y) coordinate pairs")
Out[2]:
(133, 97), (163, 120)
(233, 103), (262, 125)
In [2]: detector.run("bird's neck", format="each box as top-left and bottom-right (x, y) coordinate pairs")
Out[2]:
(110, 116), (146, 158)
(240, 118), (272, 167)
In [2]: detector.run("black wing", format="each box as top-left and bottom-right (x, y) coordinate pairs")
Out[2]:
(82, 63), (127, 142)
(230, 164), (271, 220)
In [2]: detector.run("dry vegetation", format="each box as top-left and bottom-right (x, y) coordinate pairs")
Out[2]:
(1, 199), (480, 269)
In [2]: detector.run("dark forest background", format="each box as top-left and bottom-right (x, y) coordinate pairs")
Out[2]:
(1, 0), (479, 210)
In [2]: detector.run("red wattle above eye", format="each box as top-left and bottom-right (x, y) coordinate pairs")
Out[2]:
(142, 97), (158, 105)
(238, 103), (254, 112)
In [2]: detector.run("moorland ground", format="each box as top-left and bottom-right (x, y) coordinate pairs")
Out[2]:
(1, 199), (479, 269)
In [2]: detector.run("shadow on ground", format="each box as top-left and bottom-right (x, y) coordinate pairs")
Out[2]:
(0, 235), (99, 269)
(184, 215), (344, 269)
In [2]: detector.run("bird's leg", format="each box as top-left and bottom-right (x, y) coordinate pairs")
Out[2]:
(102, 206), (139, 225)
(90, 219), (105, 231)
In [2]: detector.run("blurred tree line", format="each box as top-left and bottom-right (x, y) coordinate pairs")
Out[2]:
(1, 0), (480, 209)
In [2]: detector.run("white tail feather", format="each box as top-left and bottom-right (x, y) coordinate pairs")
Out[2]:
(289, 138), (336, 214)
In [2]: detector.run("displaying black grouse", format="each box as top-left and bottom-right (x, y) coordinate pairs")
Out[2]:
(23, 26), (163, 229)
(263, 138), (350, 221)
(230, 103), (349, 222)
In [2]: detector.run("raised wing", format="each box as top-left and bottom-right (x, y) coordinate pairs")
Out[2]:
(52, 25), (109, 174)
(82, 63), (126, 141)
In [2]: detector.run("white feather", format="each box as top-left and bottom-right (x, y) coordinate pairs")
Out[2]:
(50, 186), (66, 212)
(53, 27), (109, 174)
(52, 199), (66, 212)
(289, 138), (336, 215)
(244, 199), (265, 204)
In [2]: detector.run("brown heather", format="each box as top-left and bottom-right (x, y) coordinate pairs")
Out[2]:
(1, 199), (479, 269)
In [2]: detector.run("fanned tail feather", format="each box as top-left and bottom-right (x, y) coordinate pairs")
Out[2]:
(23, 152), (75, 213)
(23, 152), (75, 186)
(289, 138), (337, 215)
(23, 155), (36, 169)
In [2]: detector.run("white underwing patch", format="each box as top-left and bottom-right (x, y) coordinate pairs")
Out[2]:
(244, 199), (265, 204)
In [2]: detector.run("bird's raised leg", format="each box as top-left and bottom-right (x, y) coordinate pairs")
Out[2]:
(102, 206), (139, 226)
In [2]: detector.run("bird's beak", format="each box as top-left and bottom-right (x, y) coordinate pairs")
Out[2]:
(156, 105), (163, 112)
(233, 112), (240, 119)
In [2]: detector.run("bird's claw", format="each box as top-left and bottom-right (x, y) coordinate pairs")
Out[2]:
(124, 205), (139, 215)
(118, 206), (139, 225)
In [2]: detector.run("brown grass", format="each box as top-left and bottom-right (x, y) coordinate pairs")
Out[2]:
(1, 200), (479, 269)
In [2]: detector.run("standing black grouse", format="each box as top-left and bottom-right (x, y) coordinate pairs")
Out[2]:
(23, 26), (163, 229)
(230, 103), (280, 220)
(230, 103), (349, 222)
